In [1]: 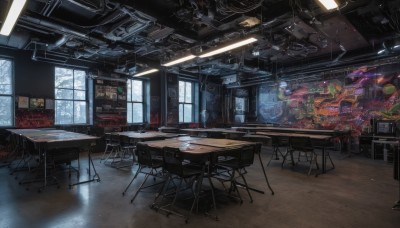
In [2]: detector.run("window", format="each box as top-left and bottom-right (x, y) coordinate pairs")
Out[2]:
(55, 67), (87, 125)
(0, 59), (13, 126)
(179, 81), (193, 123)
(127, 79), (144, 123)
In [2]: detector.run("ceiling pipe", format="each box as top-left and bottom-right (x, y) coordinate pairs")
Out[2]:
(19, 13), (106, 46)
(47, 34), (70, 50)
(41, 0), (62, 17)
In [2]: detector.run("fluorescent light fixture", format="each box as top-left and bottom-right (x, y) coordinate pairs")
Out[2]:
(0, 0), (27, 36)
(162, 54), (196, 67)
(318, 0), (338, 10)
(134, 69), (158, 77)
(377, 49), (386, 55)
(199, 37), (258, 58)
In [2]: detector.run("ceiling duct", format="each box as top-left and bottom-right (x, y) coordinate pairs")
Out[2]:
(103, 7), (156, 41)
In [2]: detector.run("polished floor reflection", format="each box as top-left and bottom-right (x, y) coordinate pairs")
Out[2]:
(0, 148), (399, 228)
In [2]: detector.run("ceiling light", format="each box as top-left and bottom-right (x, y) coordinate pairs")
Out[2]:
(377, 49), (386, 55)
(162, 54), (196, 67)
(318, 0), (338, 10)
(0, 0), (27, 36)
(199, 37), (258, 58)
(134, 69), (158, 77)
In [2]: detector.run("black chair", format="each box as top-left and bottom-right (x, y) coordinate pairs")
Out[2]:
(283, 136), (319, 176)
(119, 135), (136, 165)
(122, 143), (164, 204)
(213, 145), (256, 203)
(100, 133), (121, 165)
(156, 147), (213, 223)
(312, 138), (335, 172)
(267, 136), (289, 167)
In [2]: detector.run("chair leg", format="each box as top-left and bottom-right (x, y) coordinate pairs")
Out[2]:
(122, 166), (142, 195)
(327, 152), (335, 169)
(100, 144), (110, 162)
(207, 176), (218, 220)
(130, 173), (150, 204)
(281, 151), (288, 168)
(238, 170), (253, 203)
(308, 152), (319, 176)
(267, 146), (280, 167)
(152, 174), (171, 206)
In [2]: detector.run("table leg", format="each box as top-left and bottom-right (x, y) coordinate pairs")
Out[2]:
(258, 152), (274, 195)
(322, 147), (326, 174)
(69, 148), (100, 188)
(42, 145), (47, 188)
(393, 148), (400, 210)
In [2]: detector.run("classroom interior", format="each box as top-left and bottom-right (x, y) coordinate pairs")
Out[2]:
(0, 0), (399, 227)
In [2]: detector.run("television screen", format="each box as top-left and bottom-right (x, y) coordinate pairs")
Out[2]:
(377, 122), (390, 133)
(375, 120), (396, 136)
(29, 98), (45, 109)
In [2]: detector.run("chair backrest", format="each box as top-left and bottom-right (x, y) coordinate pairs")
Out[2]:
(290, 136), (313, 151)
(136, 143), (162, 167)
(215, 145), (255, 168)
(163, 147), (184, 176)
(271, 136), (289, 147)
(120, 135), (133, 147)
(239, 145), (256, 166)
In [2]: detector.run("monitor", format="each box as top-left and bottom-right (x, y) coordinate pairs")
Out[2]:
(375, 120), (396, 137)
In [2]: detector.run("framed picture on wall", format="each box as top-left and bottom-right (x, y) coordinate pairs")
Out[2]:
(29, 98), (45, 109)
(45, 99), (54, 109)
(17, 96), (29, 109)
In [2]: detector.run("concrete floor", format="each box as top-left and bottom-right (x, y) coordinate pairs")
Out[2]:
(0, 148), (399, 228)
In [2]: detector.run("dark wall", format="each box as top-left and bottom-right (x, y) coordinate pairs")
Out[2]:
(1, 47), (99, 98)
(149, 73), (161, 128)
(1, 48), (55, 98)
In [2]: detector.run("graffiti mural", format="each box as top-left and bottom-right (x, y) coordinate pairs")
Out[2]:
(258, 63), (400, 136)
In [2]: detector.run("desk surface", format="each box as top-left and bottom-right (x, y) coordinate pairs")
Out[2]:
(114, 131), (180, 139)
(232, 126), (350, 135)
(181, 128), (245, 134)
(7, 129), (65, 135)
(255, 131), (332, 140)
(9, 129), (99, 143)
(140, 137), (258, 154)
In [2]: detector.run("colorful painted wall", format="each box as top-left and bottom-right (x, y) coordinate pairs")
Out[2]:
(258, 63), (400, 136)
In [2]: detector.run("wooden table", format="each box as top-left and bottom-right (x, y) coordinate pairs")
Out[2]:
(115, 131), (181, 141)
(140, 137), (274, 195)
(180, 128), (246, 139)
(255, 131), (333, 174)
(7, 129), (100, 189)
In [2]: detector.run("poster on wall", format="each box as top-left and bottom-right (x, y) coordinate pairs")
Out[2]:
(45, 99), (54, 109)
(17, 96), (29, 109)
(29, 98), (45, 109)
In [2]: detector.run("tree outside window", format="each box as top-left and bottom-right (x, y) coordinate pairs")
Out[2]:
(55, 67), (87, 125)
(179, 81), (193, 123)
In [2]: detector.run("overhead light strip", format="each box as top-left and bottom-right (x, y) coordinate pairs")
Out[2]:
(0, 0), (27, 36)
(162, 54), (196, 67)
(199, 37), (258, 58)
(318, 0), (338, 10)
(134, 69), (159, 77)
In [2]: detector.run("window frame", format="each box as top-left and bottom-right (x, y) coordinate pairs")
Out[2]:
(0, 57), (14, 127)
(179, 80), (194, 123)
(54, 66), (88, 125)
(127, 78), (145, 124)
